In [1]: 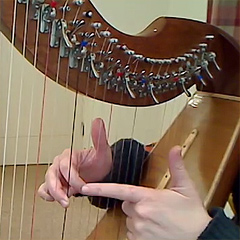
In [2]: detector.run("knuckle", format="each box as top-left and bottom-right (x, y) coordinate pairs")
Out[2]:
(133, 220), (144, 232)
(134, 204), (147, 219)
(62, 148), (70, 155)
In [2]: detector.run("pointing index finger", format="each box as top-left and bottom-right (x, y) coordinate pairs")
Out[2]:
(81, 183), (154, 203)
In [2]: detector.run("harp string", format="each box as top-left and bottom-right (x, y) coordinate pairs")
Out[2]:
(8, 0), (31, 239)
(61, 64), (81, 240)
(60, 1), (106, 236)
(0, 0), (18, 230)
(30, 24), (52, 240)
(19, 3), (42, 239)
(88, 105), (114, 240)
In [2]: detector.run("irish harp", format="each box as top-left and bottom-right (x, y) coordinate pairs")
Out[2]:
(0, 0), (239, 240)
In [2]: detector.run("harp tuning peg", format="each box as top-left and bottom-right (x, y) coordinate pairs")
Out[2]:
(73, 0), (85, 6)
(205, 35), (215, 40)
(109, 38), (119, 44)
(91, 22), (102, 29)
(125, 50), (135, 55)
(83, 11), (93, 18)
(60, 5), (71, 12)
(100, 31), (111, 38)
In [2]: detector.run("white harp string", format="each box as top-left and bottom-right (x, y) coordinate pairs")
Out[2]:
(8, 0), (31, 239)
(0, 0), (18, 230)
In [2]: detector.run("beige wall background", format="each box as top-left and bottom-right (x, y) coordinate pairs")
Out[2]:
(0, 0), (208, 165)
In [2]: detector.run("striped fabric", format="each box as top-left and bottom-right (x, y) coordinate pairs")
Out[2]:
(207, 0), (240, 44)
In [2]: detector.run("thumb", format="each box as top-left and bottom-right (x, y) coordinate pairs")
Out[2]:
(91, 118), (109, 152)
(168, 146), (195, 196)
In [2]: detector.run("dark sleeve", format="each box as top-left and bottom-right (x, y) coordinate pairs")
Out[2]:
(198, 208), (240, 240)
(88, 138), (149, 209)
(232, 170), (239, 225)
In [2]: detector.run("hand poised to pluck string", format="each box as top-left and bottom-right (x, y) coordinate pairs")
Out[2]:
(38, 118), (112, 208)
(81, 146), (212, 240)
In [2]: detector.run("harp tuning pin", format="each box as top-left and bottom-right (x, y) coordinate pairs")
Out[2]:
(151, 59), (158, 64)
(184, 53), (193, 58)
(156, 59), (163, 65)
(125, 50), (135, 55)
(91, 22), (102, 29)
(60, 5), (71, 12)
(133, 54), (144, 60)
(83, 11), (93, 18)
(205, 35), (215, 40)
(199, 43), (208, 52)
(100, 31), (111, 38)
(73, 0), (85, 6)
(191, 48), (200, 53)
(148, 72), (154, 77)
(115, 59), (121, 65)
(178, 56), (186, 62)
(124, 64), (130, 71)
(109, 38), (119, 44)
(84, 32), (95, 39)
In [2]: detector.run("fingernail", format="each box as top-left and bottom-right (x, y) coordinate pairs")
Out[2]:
(60, 199), (69, 208)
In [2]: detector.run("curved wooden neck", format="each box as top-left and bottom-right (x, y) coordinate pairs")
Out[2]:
(1, 0), (239, 107)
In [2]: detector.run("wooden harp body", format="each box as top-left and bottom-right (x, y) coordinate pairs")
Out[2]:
(0, 0), (239, 239)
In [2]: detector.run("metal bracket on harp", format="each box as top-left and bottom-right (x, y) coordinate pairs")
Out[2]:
(157, 129), (198, 189)
(31, 0), (45, 20)
(40, 4), (56, 33)
(17, 0), (28, 3)
(50, 19), (73, 57)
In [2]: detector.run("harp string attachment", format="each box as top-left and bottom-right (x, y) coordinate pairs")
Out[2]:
(16, 0), (221, 106)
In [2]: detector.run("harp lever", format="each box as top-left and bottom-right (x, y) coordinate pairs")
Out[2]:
(149, 83), (159, 103)
(201, 60), (213, 79)
(125, 76), (136, 99)
(40, 4), (56, 33)
(180, 78), (191, 97)
(31, 0), (45, 20)
(206, 52), (221, 71)
(50, 19), (73, 57)
(89, 53), (100, 78)
(61, 21), (73, 49)
(195, 70), (207, 86)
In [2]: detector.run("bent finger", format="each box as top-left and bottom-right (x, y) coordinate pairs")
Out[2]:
(46, 167), (69, 208)
(59, 161), (86, 191)
(38, 183), (54, 202)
